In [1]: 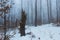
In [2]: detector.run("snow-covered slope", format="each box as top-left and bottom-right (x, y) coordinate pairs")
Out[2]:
(8, 24), (60, 40)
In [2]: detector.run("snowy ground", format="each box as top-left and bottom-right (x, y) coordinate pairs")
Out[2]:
(1, 23), (60, 40)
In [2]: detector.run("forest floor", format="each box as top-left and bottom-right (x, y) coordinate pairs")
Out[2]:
(9, 23), (60, 40)
(0, 23), (60, 40)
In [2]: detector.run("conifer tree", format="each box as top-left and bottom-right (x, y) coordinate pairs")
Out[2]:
(20, 10), (26, 36)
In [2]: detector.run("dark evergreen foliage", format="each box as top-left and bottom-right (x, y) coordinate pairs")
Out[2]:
(20, 9), (27, 36)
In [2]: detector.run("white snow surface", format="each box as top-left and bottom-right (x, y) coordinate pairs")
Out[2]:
(7, 24), (60, 40)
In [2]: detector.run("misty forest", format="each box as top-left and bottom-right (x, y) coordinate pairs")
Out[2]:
(0, 0), (60, 40)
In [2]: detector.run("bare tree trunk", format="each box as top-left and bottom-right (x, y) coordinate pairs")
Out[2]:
(47, 0), (51, 23)
(35, 0), (37, 26)
(56, 0), (58, 23)
(4, 13), (6, 40)
(21, 0), (23, 9)
(49, 0), (52, 23)
(16, 19), (17, 27)
(31, 0), (33, 25)
(40, 0), (42, 25)
(27, 0), (29, 25)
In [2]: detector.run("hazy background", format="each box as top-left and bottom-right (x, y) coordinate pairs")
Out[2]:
(0, 0), (60, 25)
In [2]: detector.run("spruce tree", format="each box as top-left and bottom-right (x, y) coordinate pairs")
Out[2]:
(20, 10), (26, 36)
